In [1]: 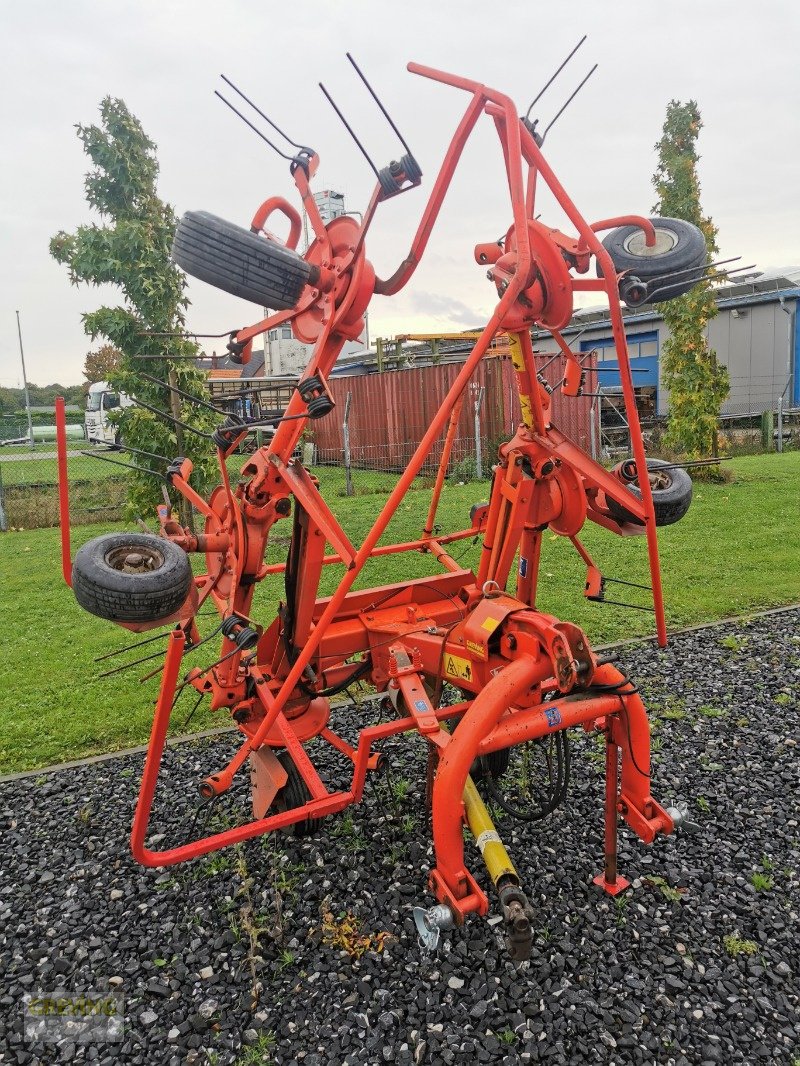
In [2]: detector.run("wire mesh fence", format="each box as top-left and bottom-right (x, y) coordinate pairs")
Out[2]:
(1, 376), (796, 532)
(0, 444), (127, 531)
(312, 436), (495, 495)
(0, 431), (499, 532)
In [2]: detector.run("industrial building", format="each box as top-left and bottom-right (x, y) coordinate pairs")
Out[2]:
(206, 265), (800, 445)
(532, 267), (800, 420)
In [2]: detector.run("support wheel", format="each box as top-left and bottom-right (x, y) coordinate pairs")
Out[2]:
(597, 217), (707, 303)
(172, 211), (312, 310)
(72, 533), (192, 622)
(607, 458), (693, 527)
(274, 753), (322, 837)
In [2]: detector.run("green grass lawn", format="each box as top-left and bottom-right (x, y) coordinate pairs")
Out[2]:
(1, 452), (798, 773)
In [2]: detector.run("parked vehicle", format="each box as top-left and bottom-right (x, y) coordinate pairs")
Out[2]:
(84, 382), (133, 445)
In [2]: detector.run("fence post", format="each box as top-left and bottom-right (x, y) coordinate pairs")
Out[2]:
(343, 391), (353, 497)
(589, 397), (598, 460)
(761, 410), (774, 452)
(777, 395), (784, 454)
(473, 385), (485, 480)
(0, 462), (6, 532)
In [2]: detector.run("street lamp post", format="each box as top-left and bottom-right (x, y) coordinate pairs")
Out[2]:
(15, 311), (34, 448)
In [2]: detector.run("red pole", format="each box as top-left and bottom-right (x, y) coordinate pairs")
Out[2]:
(423, 393), (465, 536)
(130, 628), (186, 863)
(54, 396), (72, 587)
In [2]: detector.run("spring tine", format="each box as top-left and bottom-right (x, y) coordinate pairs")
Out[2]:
(182, 691), (205, 730)
(712, 264), (758, 279)
(678, 255), (742, 278)
(215, 91), (294, 160)
(642, 256), (742, 287)
(94, 629), (171, 663)
(542, 64), (598, 142)
(649, 457), (731, 471)
(346, 52), (414, 157)
(525, 35), (587, 120)
(79, 450), (167, 481)
(110, 442), (171, 463)
(592, 367), (650, 374)
(220, 74), (312, 152)
(97, 646), (175, 679)
(137, 371), (230, 416)
(537, 326), (592, 375)
(319, 82), (381, 180)
(137, 330), (236, 339)
(129, 396), (215, 440)
(589, 597), (655, 613)
(604, 577), (653, 591)
(646, 263), (756, 301)
(132, 356), (220, 364)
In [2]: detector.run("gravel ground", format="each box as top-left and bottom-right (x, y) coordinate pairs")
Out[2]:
(1, 608), (798, 1066)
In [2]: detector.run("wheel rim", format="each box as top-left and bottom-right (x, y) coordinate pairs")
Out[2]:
(623, 227), (678, 259)
(648, 469), (673, 491)
(104, 543), (165, 574)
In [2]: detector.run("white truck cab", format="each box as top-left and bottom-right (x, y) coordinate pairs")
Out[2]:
(84, 381), (134, 445)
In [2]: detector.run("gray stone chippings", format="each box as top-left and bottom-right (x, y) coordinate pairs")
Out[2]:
(0, 609), (798, 1064)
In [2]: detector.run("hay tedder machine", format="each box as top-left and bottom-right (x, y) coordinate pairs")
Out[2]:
(56, 51), (708, 960)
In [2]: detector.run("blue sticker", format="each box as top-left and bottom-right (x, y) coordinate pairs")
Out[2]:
(544, 707), (562, 728)
(519, 557), (528, 578)
(414, 700), (429, 713)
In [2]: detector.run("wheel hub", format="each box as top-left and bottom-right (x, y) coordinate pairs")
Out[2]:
(106, 545), (164, 574)
(623, 227), (677, 258)
(648, 469), (673, 490)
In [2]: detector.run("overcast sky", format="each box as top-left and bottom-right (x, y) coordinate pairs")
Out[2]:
(2, 0), (798, 387)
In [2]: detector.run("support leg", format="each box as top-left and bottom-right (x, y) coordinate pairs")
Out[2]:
(593, 731), (630, 896)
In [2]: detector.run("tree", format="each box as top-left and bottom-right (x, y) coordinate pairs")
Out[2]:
(652, 100), (729, 457)
(50, 97), (217, 519)
(83, 342), (122, 387)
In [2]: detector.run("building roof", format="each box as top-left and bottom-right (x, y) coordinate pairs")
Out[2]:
(201, 346), (267, 380)
(542, 267), (800, 338)
(207, 369), (241, 380)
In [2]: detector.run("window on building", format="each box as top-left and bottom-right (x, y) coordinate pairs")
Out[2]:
(281, 327), (292, 339)
(580, 330), (659, 362)
(268, 330), (277, 341)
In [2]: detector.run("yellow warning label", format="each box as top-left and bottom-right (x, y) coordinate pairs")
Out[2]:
(444, 653), (473, 682)
(508, 334), (525, 371)
(520, 395), (532, 427)
(480, 615), (500, 633)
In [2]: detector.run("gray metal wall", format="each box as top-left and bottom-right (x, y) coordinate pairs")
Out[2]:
(533, 295), (797, 418)
(710, 301), (795, 416)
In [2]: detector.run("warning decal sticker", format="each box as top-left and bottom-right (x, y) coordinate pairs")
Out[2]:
(444, 653), (473, 682)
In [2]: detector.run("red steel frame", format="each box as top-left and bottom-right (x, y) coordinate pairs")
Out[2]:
(57, 62), (679, 925)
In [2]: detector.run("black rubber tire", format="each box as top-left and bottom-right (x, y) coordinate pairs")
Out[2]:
(274, 753), (322, 837)
(172, 211), (312, 310)
(607, 458), (693, 527)
(473, 749), (510, 782)
(72, 533), (192, 622)
(597, 217), (706, 303)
